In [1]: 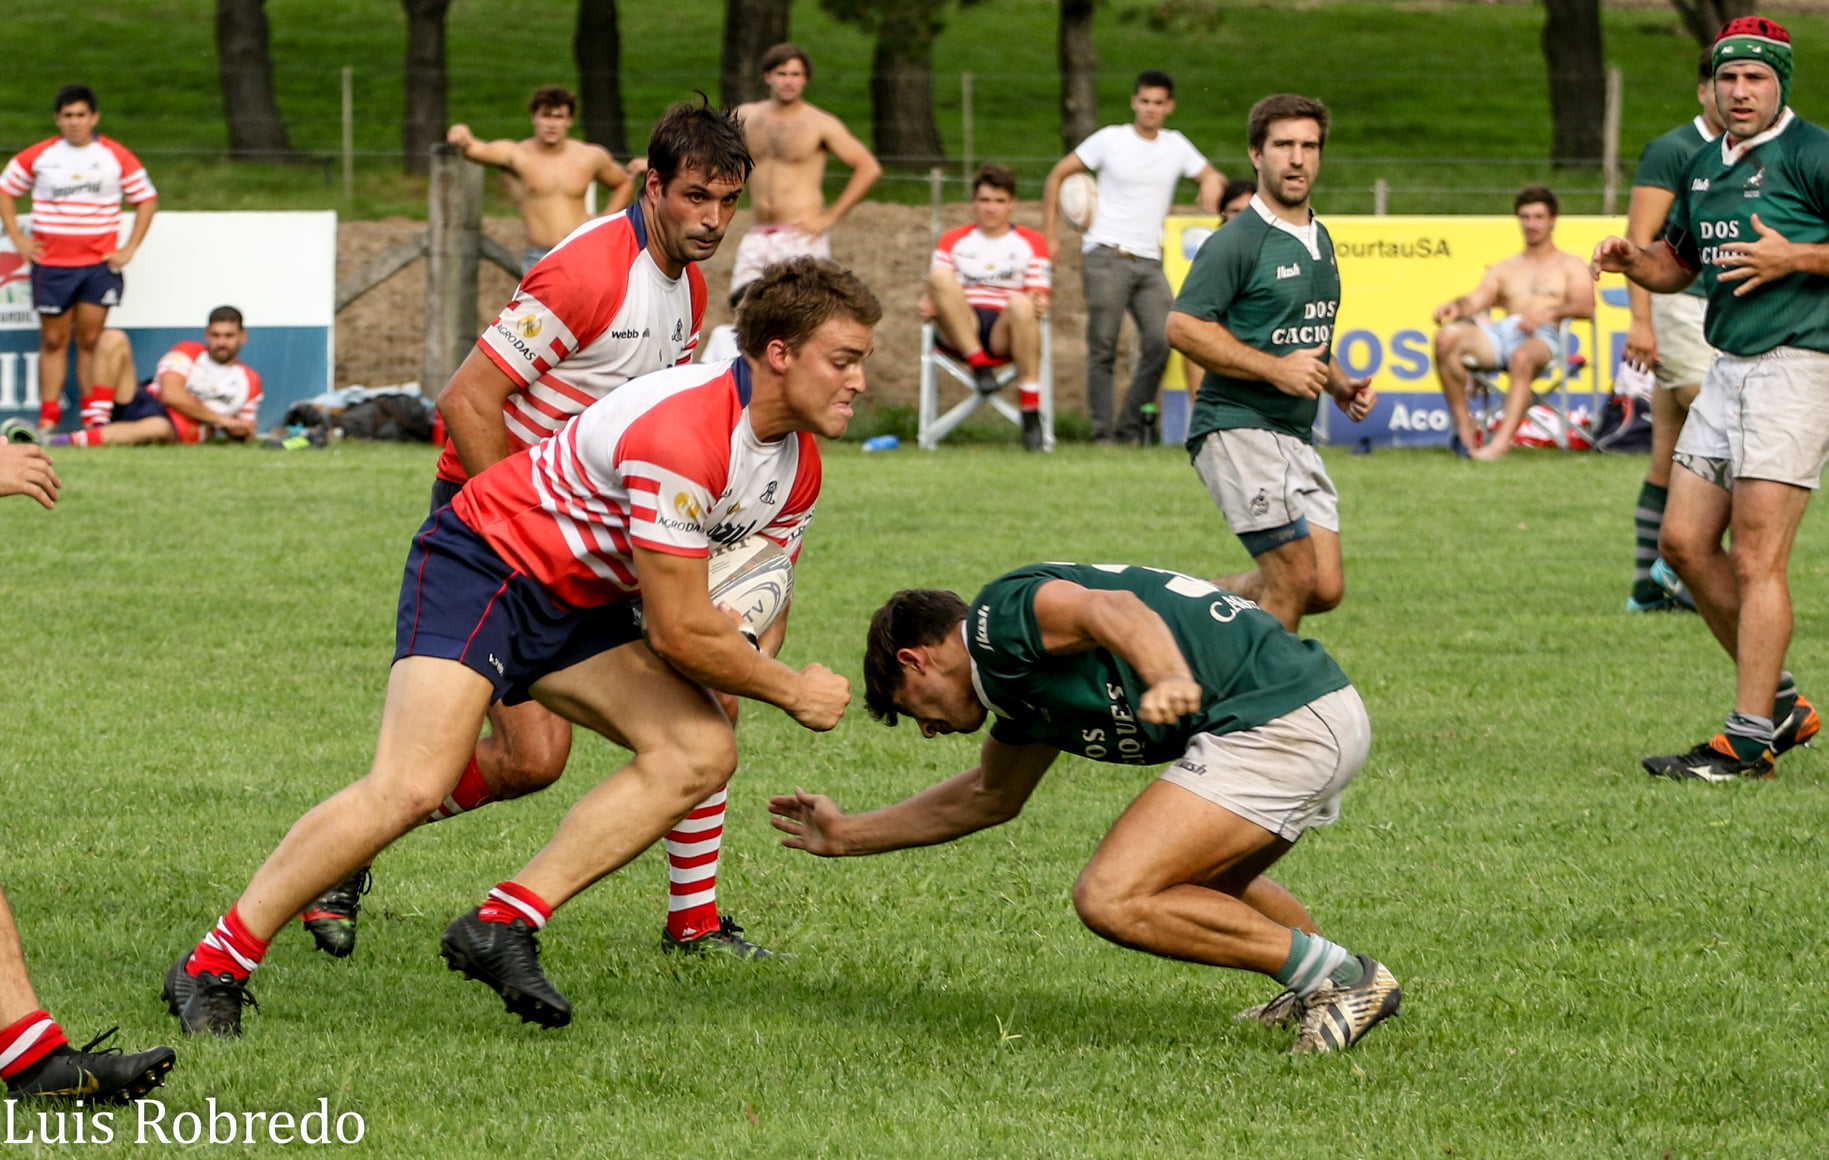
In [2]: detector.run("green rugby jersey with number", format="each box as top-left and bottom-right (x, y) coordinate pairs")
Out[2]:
(1633, 115), (1718, 299)
(1174, 199), (1342, 449)
(965, 562), (1350, 765)
(1664, 111), (1829, 355)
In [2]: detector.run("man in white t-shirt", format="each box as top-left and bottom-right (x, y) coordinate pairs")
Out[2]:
(1044, 71), (1222, 443)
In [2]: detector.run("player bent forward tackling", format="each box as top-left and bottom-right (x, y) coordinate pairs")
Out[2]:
(769, 562), (1401, 1054)
(160, 258), (876, 1036)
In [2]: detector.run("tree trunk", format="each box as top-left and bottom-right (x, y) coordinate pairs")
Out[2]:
(721, 0), (793, 106)
(575, 0), (627, 155)
(401, 0), (451, 175)
(870, 6), (946, 171)
(215, 0), (293, 160)
(1667, 0), (1755, 47)
(1058, 0), (1097, 154)
(1543, 0), (1605, 167)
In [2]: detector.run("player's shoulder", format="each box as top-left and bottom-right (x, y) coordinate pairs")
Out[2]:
(168, 339), (206, 360)
(937, 224), (975, 249)
(1012, 225), (1049, 253)
(96, 136), (142, 166)
(7, 137), (61, 168)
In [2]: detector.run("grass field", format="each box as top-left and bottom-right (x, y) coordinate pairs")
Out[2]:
(0, 441), (1825, 1157)
(9, 1), (1829, 216)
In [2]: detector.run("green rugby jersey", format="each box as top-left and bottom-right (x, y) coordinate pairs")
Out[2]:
(1633, 115), (1718, 299)
(966, 562), (1350, 765)
(1664, 111), (1829, 356)
(1174, 199), (1342, 449)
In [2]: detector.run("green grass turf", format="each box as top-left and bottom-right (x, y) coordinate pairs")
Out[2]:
(0, 440), (1825, 1155)
(8, 1), (1829, 216)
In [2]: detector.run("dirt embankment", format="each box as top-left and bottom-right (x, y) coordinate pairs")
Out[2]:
(336, 202), (1183, 418)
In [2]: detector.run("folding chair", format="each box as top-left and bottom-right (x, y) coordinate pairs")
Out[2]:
(1464, 315), (1604, 451)
(917, 317), (1055, 451)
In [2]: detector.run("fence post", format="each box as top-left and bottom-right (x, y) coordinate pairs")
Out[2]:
(341, 66), (355, 202)
(425, 144), (484, 395)
(929, 167), (945, 249)
(961, 71), (974, 185)
(1373, 178), (1388, 217)
(1602, 67), (1623, 216)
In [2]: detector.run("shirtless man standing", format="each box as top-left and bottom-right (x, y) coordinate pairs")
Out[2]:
(1432, 185), (1595, 460)
(448, 85), (635, 274)
(731, 44), (882, 292)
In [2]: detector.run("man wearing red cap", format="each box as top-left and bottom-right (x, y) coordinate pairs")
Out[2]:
(1594, 16), (1828, 781)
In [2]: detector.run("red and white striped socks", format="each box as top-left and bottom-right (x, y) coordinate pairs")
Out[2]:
(665, 786), (727, 940)
(476, 881), (551, 929)
(187, 904), (270, 980)
(1018, 382), (1041, 412)
(0, 1011), (67, 1081)
(426, 756), (496, 823)
(80, 387), (114, 428)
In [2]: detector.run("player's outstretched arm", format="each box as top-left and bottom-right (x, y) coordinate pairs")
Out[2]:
(0, 444), (60, 510)
(637, 546), (849, 731)
(1030, 580), (1202, 725)
(767, 737), (1057, 856)
(446, 125), (517, 170)
(1591, 236), (1694, 293)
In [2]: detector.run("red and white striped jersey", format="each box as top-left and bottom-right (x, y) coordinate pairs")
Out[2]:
(150, 341), (262, 423)
(0, 136), (155, 267)
(434, 202), (707, 485)
(932, 224), (1050, 310)
(453, 358), (821, 610)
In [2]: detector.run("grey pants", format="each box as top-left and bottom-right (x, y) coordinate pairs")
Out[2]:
(1082, 244), (1173, 441)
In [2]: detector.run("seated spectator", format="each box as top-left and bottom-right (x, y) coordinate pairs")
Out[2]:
(1219, 177), (1256, 221)
(920, 164), (1052, 450)
(1430, 186), (1594, 460)
(40, 307), (261, 448)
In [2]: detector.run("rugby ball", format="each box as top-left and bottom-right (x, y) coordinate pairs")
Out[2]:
(707, 535), (794, 642)
(1059, 172), (1099, 231)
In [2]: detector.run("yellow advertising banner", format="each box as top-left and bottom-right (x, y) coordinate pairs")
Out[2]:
(1161, 215), (1634, 446)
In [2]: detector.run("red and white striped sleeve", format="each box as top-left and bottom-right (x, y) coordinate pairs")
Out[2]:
(103, 139), (156, 204)
(1015, 226), (1052, 293)
(239, 367), (263, 422)
(477, 217), (636, 388)
(156, 342), (202, 380)
(611, 384), (735, 558)
(0, 140), (51, 199)
(932, 224), (970, 274)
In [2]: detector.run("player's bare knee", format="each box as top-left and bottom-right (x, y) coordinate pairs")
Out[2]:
(648, 731), (739, 800)
(360, 770), (454, 826)
(1071, 872), (1146, 946)
(1005, 293), (1036, 322)
(1307, 575), (1344, 614)
(94, 329), (129, 359)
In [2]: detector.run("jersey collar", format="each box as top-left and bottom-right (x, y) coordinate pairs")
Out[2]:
(1691, 114), (1721, 144)
(1249, 193), (1322, 262)
(1722, 106), (1794, 164)
(961, 622), (1007, 719)
(731, 353), (753, 407)
(626, 198), (649, 250)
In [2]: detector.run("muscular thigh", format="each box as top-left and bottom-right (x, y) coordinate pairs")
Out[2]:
(530, 638), (732, 755)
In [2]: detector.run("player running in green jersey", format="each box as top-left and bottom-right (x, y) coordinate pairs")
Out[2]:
(767, 562), (1401, 1054)
(1167, 94), (1374, 633)
(1594, 16), (1824, 781)
(1623, 51), (1724, 613)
